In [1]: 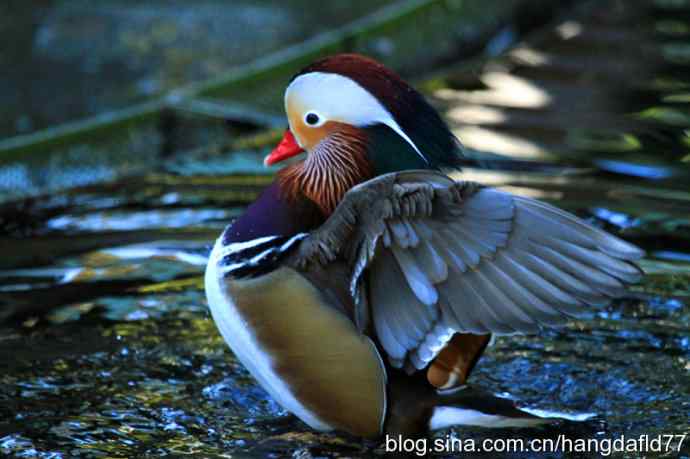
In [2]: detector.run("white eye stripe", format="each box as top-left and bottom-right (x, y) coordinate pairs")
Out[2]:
(286, 72), (427, 163)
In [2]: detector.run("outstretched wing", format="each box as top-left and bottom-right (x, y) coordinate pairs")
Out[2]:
(290, 170), (643, 372)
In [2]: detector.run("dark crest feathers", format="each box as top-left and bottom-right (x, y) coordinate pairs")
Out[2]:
(293, 54), (464, 169)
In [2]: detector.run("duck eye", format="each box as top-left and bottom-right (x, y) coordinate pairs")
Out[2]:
(305, 112), (320, 126)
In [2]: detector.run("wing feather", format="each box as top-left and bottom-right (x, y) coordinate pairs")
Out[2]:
(413, 238), (448, 284)
(289, 170), (643, 377)
(391, 245), (438, 306)
(510, 248), (606, 306)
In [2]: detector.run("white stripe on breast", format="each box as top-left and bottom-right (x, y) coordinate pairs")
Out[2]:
(220, 235), (279, 256)
(205, 237), (333, 431)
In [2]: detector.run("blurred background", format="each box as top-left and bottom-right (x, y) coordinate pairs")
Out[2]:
(1, 0), (689, 458)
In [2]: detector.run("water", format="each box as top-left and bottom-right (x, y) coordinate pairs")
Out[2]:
(1, 0), (690, 457)
(0, 0), (396, 138)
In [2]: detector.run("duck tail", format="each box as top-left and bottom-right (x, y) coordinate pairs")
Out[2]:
(429, 385), (596, 431)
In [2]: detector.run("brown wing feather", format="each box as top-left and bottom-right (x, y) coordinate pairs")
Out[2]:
(427, 333), (491, 389)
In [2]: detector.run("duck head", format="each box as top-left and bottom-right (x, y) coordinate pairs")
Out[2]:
(266, 53), (463, 215)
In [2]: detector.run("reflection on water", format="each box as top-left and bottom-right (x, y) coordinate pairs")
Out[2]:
(1, 0), (690, 457)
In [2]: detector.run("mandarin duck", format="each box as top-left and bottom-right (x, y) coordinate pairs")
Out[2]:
(205, 54), (643, 438)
